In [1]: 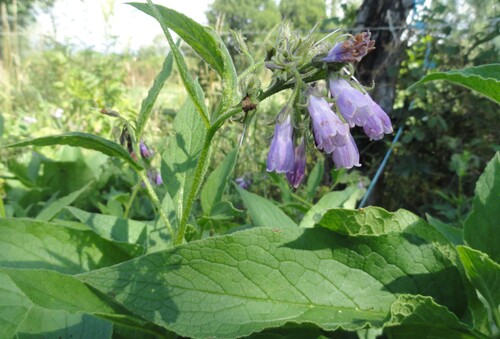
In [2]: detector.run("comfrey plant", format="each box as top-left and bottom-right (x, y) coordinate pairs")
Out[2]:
(265, 28), (392, 187)
(2, 2), (499, 339)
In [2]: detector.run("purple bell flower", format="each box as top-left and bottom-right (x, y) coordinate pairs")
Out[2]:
(266, 114), (295, 173)
(329, 77), (373, 128)
(286, 139), (306, 188)
(139, 141), (152, 159)
(321, 32), (375, 63)
(332, 132), (361, 170)
(307, 95), (348, 153)
(362, 94), (393, 140)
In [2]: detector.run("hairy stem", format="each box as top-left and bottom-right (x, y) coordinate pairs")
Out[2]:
(139, 171), (174, 237)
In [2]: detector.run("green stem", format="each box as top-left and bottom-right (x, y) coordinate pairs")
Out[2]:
(123, 181), (141, 218)
(238, 60), (264, 81)
(139, 171), (174, 237)
(174, 129), (215, 245)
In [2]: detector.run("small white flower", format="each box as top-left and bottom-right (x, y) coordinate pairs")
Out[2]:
(52, 108), (64, 119)
(23, 116), (37, 124)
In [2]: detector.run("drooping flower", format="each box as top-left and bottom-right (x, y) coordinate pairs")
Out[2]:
(307, 95), (349, 153)
(332, 132), (361, 169)
(321, 32), (375, 63)
(329, 77), (373, 128)
(266, 114), (295, 173)
(361, 94), (393, 140)
(286, 139), (306, 188)
(235, 176), (252, 189)
(139, 141), (152, 159)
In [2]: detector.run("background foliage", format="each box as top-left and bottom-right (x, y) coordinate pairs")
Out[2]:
(0, 0), (499, 338)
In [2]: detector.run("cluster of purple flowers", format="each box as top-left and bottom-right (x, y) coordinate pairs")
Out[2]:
(266, 32), (393, 188)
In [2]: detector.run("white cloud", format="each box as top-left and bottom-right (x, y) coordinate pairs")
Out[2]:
(34, 0), (213, 51)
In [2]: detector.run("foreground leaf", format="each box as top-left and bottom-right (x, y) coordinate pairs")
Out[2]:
(318, 207), (412, 235)
(66, 207), (148, 257)
(4, 132), (142, 171)
(384, 295), (475, 338)
(0, 268), (169, 338)
(0, 272), (32, 338)
(236, 186), (297, 228)
(0, 218), (131, 274)
(464, 152), (500, 263)
(79, 226), (466, 338)
(457, 246), (500, 331)
(409, 64), (500, 104)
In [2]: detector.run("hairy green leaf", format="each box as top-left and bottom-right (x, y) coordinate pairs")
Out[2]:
(79, 226), (466, 338)
(384, 295), (475, 338)
(409, 64), (500, 104)
(300, 187), (360, 228)
(457, 246), (500, 330)
(15, 308), (113, 339)
(201, 148), (238, 215)
(464, 152), (500, 262)
(136, 49), (174, 139)
(426, 214), (463, 246)
(37, 182), (92, 221)
(66, 207), (148, 257)
(0, 272), (32, 338)
(4, 132), (142, 171)
(318, 207), (411, 235)
(236, 186), (297, 228)
(0, 218), (131, 274)
(161, 91), (207, 222)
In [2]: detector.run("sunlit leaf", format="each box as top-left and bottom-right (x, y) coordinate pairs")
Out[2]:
(0, 218), (131, 274)
(4, 132), (142, 171)
(79, 225), (466, 338)
(464, 152), (500, 262)
(236, 186), (297, 228)
(409, 64), (500, 104)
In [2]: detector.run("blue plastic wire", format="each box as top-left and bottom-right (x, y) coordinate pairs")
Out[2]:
(358, 126), (404, 208)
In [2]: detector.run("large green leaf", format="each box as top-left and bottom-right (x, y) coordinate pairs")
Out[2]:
(464, 152), (500, 263)
(135, 49), (174, 139)
(318, 207), (412, 235)
(161, 92), (207, 222)
(409, 64), (500, 104)
(457, 246), (500, 330)
(15, 307), (113, 339)
(383, 295), (475, 338)
(0, 272), (32, 338)
(0, 218), (131, 274)
(36, 181), (92, 221)
(0, 268), (169, 338)
(300, 187), (360, 228)
(201, 148), (238, 215)
(4, 132), (143, 171)
(236, 186), (297, 228)
(66, 207), (148, 257)
(79, 225), (466, 338)
(426, 214), (463, 246)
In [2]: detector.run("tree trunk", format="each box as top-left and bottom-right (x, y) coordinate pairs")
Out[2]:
(354, 0), (414, 112)
(353, 0), (414, 206)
